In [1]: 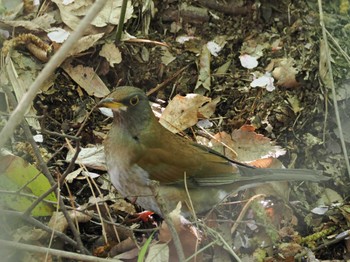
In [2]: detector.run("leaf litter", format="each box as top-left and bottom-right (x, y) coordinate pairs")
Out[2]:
(1, 0), (349, 261)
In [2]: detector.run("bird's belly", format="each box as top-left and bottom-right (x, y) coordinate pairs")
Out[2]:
(106, 159), (229, 216)
(107, 163), (164, 214)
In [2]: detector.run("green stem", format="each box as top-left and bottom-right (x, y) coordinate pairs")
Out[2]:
(115, 0), (128, 43)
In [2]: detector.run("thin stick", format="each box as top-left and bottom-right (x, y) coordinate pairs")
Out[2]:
(230, 194), (265, 234)
(146, 65), (190, 96)
(0, 239), (120, 262)
(115, 0), (128, 42)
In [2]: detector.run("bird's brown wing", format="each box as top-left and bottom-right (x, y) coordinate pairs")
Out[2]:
(135, 130), (243, 186)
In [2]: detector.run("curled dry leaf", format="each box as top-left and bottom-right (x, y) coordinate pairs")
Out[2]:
(47, 28), (70, 43)
(62, 62), (110, 98)
(109, 237), (138, 259)
(65, 144), (107, 170)
(160, 93), (217, 133)
(210, 131), (237, 160)
(99, 43), (122, 67)
(48, 210), (92, 233)
(271, 58), (300, 88)
(52, 0), (133, 30)
(198, 96), (220, 118)
(231, 125), (286, 162)
(68, 33), (105, 57)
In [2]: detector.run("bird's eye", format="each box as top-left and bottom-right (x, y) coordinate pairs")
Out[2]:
(129, 95), (139, 106)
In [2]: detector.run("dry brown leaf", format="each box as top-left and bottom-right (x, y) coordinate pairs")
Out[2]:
(271, 58), (300, 88)
(99, 42), (122, 67)
(249, 157), (283, 169)
(210, 131), (237, 160)
(68, 33), (105, 57)
(48, 210), (92, 233)
(65, 144), (107, 170)
(159, 93), (212, 133)
(109, 237), (138, 258)
(1, 13), (56, 31)
(198, 96), (220, 118)
(195, 44), (211, 93)
(51, 0), (133, 30)
(231, 125), (286, 162)
(62, 62), (110, 98)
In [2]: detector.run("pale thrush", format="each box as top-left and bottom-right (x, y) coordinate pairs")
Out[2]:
(98, 86), (328, 216)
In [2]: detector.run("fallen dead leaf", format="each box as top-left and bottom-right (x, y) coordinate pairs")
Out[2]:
(271, 58), (300, 88)
(195, 44), (211, 93)
(231, 125), (286, 162)
(210, 131), (237, 160)
(99, 42), (122, 67)
(159, 93), (213, 133)
(62, 62), (110, 98)
(65, 144), (107, 170)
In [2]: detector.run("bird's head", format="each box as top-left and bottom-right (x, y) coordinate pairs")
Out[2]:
(98, 86), (155, 132)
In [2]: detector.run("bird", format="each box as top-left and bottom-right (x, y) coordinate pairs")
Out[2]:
(98, 86), (329, 217)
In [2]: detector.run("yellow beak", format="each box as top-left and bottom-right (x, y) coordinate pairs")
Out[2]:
(98, 98), (126, 110)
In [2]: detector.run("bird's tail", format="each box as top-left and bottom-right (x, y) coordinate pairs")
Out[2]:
(232, 165), (329, 191)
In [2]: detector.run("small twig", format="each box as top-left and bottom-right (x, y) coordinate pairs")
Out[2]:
(87, 174), (121, 243)
(326, 30), (350, 63)
(149, 181), (186, 261)
(146, 65), (190, 96)
(184, 241), (217, 262)
(125, 38), (170, 47)
(75, 105), (96, 137)
(295, 230), (350, 259)
(85, 171), (113, 244)
(41, 128), (81, 141)
(0, 189), (56, 204)
(22, 121), (87, 253)
(230, 194), (265, 234)
(183, 172), (198, 220)
(204, 225), (242, 262)
(0, 239), (120, 262)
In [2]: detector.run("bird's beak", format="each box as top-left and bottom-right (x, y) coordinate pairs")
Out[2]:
(98, 98), (127, 110)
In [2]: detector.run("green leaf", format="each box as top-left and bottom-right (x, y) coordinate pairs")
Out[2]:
(138, 231), (156, 262)
(0, 153), (57, 216)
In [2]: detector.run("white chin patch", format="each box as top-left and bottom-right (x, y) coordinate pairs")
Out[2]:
(98, 107), (113, 117)
(99, 106), (128, 117)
